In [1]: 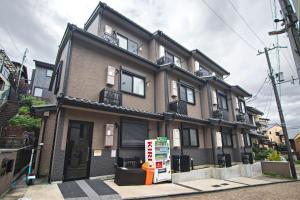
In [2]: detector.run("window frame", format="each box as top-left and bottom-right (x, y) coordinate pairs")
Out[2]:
(182, 128), (199, 147)
(221, 127), (233, 147)
(46, 69), (53, 77)
(165, 50), (182, 67)
(243, 133), (252, 147)
(116, 33), (138, 55)
(120, 70), (146, 98)
(54, 61), (63, 94)
(217, 92), (228, 110)
(120, 118), (149, 148)
(178, 83), (195, 105)
(238, 99), (246, 114)
(33, 87), (43, 97)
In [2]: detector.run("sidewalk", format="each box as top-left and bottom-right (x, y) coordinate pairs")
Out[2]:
(3, 175), (295, 200)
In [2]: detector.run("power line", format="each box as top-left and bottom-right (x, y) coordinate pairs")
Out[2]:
(246, 76), (269, 102)
(227, 0), (266, 46)
(201, 0), (258, 51)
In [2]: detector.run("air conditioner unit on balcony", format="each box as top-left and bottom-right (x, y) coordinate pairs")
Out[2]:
(236, 113), (246, 122)
(212, 109), (223, 119)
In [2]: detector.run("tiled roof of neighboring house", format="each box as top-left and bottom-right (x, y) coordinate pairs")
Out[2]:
(246, 106), (264, 115)
(34, 60), (55, 70)
(31, 104), (57, 115)
(172, 113), (209, 125)
(208, 118), (236, 127)
(58, 95), (164, 120)
(249, 130), (268, 138)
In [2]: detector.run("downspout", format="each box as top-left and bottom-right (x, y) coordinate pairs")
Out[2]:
(207, 82), (216, 164)
(154, 71), (157, 113)
(37, 116), (48, 177)
(48, 104), (61, 183)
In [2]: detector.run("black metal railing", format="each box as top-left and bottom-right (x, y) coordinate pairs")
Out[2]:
(169, 100), (187, 115)
(195, 69), (211, 77)
(13, 146), (32, 175)
(99, 88), (122, 106)
(156, 56), (173, 65)
(236, 113), (246, 122)
(102, 33), (119, 46)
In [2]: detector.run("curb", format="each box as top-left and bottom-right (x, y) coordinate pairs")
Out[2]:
(123, 179), (300, 200)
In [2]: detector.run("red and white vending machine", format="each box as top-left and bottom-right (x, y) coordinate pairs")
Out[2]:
(145, 137), (171, 183)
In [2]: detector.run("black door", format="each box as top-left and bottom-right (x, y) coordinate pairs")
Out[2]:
(63, 120), (93, 181)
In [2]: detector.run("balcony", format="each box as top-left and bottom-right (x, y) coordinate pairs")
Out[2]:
(212, 109), (230, 121)
(236, 113), (246, 122)
(156, 56), (173, 65)
(102, 32), (119, 46)
(169, 100), (187, 115)
(99, 88), (122, 106)
(195, 69), (211, 77)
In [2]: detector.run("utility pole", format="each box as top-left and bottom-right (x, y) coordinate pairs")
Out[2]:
(258, 47), (297, 179)
(269, 0), (300, 82)
(16, 48), (28, 95)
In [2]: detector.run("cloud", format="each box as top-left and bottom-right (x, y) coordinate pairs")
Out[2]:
(0, 0), (299, 137)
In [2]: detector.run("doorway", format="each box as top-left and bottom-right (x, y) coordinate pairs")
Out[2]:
(63, 120), (93, 181)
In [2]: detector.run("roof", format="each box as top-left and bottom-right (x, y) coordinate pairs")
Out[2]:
(11, 61), (29, 83)
(84, 2), (230, 77)
(246, 106), (264, 115)
(58, 95), (164, 120)
(34, 60), (55, 70)
(231, 86), (252, 98)
(31, 104), (57, 114)
(191, 49), (230, 76)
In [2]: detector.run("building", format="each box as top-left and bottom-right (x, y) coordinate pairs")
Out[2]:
(31, 60), (55, 102)
(33, 2), (257, 182)
(266, 124), (285, 145)
(246, 106), (270, 147)
(293, 132), (300, 159)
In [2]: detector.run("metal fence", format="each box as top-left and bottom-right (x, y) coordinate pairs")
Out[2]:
(13, 146), (32, 176)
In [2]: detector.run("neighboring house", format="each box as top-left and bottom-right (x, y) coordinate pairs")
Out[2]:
(267, 124), (285, 145)
(11, 61), (30, 96)
(32, 2), (256, 182)
(31, 60), (55, 102)
(246, 106), (270, 147)
(294, 133), (300, 159)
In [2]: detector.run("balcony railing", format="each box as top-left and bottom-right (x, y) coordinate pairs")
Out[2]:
(195, 69), (211, 77)
(102, 32), (119, 46)
(99, 88), (122, 106)
(236, 113), (246, 122)
(212, 109), (230, 121)
(156, 56), (173, 65)
(169, 100), (187, 115)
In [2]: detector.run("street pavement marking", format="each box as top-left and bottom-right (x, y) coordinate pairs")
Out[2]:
(76, 180), (99, 200)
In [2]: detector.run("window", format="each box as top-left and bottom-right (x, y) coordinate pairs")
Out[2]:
(182, 128), (199, 147)
(117, 34), (127, 50)
(117, 34), (138, 54)
(54, 61), (63, 94)
(121, 71), (145, 96)
(34, 87), (43, 97)
(179, 84), (195, 104)
(217, 92), (228, 110)
(121, 118), (148, 147)
(165, 51), (181, 67)
(243, 133), (251, 147)
(238, 99), (246, 113)
(221, 127), (232, 147)
(46, 69), (53, 77)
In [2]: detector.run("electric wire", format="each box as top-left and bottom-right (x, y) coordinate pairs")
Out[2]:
(227, 0), (266, 46)
(246, 76), (269, 103)
(201, 0), (258, 51)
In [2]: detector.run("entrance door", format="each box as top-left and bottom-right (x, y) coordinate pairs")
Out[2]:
(64, 120), (93, 181)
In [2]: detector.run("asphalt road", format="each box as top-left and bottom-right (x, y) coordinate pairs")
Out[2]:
(156, 181), (300, 200)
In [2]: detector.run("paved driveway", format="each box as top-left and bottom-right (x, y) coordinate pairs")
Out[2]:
(156, 181), (300, 200)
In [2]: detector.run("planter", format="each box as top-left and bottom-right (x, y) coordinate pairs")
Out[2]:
(261, 161), (291, 177)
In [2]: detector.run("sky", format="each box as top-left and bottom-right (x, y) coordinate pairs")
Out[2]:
(0, 0), (300, 138)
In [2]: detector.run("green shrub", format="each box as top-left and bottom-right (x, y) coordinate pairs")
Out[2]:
(267, 150), (281, 161)
(20, 95), (45, 107)
(19, 106), (30, 115)
(9, 115), (41, 131)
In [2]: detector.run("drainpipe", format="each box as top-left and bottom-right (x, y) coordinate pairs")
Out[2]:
(207, 82), (216, 165)
(37, 116), (48, 177)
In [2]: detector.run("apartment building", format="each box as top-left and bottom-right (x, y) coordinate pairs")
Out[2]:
(33, 2), (256, 182)
(31, 60), (55, 102)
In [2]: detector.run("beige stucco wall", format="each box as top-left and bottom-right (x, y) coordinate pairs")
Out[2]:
(66, 39), (155, 112)
(86, 14), (99, 35)
(295, 134), (300, 154)
(37, 112), (57, 176)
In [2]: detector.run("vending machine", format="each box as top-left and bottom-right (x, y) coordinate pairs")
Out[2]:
(145, 137), (171, 183)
